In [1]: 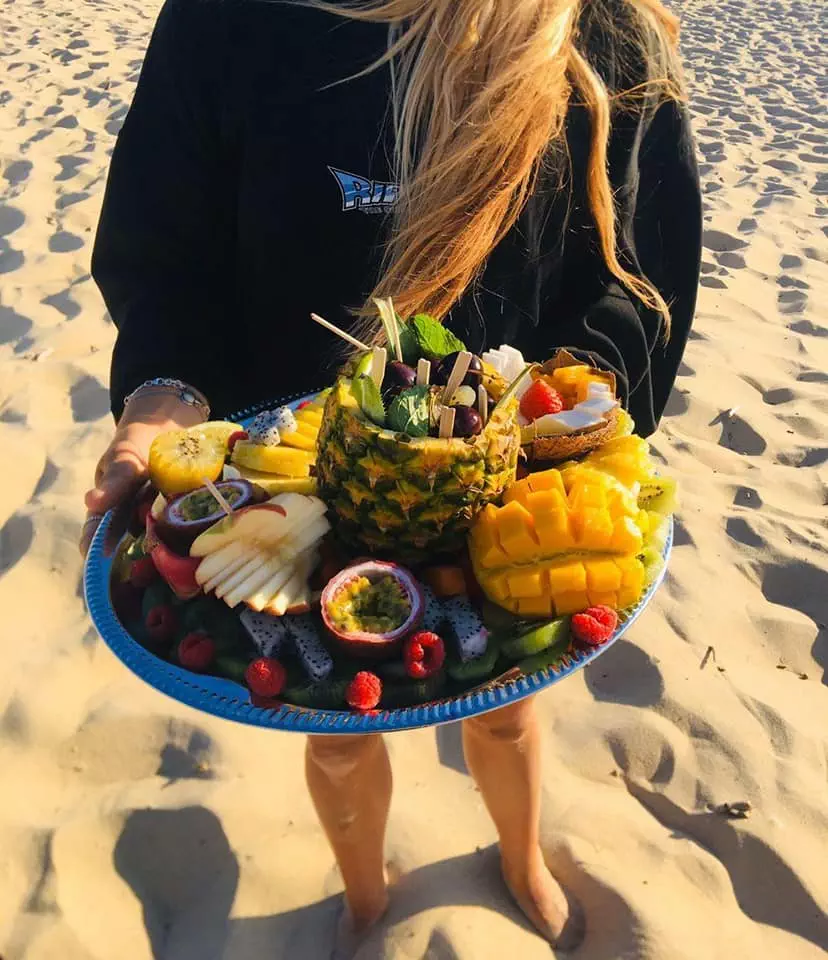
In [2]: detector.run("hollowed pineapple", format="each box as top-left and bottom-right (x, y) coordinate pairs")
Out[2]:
(316, 378), (520, 561)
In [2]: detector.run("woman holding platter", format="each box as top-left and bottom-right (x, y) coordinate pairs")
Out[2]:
(82, 0), (700, 950)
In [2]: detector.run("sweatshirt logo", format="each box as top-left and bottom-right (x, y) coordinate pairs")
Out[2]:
(328, 166), (398, 214)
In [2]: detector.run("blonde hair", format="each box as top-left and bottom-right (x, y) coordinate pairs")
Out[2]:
(315, 0), (685, 333)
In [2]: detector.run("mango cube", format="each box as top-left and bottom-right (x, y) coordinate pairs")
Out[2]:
(507, 569), (546, 598)
(554, 591), (591, 616)
(586, 559), (623, 594)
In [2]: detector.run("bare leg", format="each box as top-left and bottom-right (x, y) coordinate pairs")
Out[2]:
(462, 697), (583, 948)
(306, 733), (392, 937)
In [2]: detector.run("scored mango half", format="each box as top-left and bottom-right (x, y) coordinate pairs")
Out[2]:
(469, 464), (650, 618)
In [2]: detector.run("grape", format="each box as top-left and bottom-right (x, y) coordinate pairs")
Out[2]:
(453, 405), (483, 437)
(435, 352), (483, 387)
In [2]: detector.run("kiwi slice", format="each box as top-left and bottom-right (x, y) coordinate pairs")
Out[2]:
(381, 671), (446, 708)
(516, 635), (573, 675)
(638, 545), (665, 587)
(282, 678), (351, 709)
(638, 477), (677, 516)
(500, 617), (570, 661)
(446, 638), (500, 681)
(214, 655), (250, 685)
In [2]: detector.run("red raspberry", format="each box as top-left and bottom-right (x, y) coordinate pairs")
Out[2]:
(519, 380), (564, 421)
(178, 631), (216, 672)
(227, 430), (248, 454)
(571, 605), (619, 649)
(111, 581), (143, 623)
(245, 657), (287, 698)
(296, 400), (312, 410)
(129, 555), (158, 589)
(145, 604), (178, 644)
(345, 671), (382, 711)
(403, 632), (446, 679)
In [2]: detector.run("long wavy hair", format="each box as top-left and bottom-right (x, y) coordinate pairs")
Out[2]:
(314, 0), (685, 333)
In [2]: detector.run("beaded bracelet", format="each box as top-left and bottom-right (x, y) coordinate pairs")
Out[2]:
(122, 378), (211, 420)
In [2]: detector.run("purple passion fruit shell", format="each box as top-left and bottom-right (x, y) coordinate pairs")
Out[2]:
(155, 479), (266, 553)
(321, 561), (424, 661)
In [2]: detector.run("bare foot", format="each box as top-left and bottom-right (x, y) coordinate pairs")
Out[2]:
(501, 851), (585, 952)
(332, 863), (403, 960)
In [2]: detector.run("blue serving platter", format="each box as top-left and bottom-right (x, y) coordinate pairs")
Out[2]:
(84, 392), (672, 734)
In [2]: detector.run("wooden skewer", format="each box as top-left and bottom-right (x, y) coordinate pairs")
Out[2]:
(438, 405), (456, 439)
(202, 476), (234, 517)
(416, 358), (431, 386)
(442, 350), (472, 406)
(310, 313), (370, 352)
(371, 346), (387, 388)
(477, 383), (488, 425)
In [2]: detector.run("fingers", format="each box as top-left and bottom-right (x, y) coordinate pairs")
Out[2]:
(79, 513), (104, 558)
(85, 446), (147, 515)
(81, 444), (148, 557)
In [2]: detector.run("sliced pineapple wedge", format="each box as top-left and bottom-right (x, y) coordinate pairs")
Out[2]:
(232, 440), (315, 476)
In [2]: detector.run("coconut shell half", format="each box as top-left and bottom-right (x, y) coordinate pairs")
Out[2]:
(524, 406), (623, 464)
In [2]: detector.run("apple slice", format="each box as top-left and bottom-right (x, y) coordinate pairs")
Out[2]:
(266, 559), (313, 616)
(215, 551), (268, 600)
(202, 545), (260, 594)
(223, 551), (298, 610)
(195, 539), (248, 586)
(244, 546), (319, 611)
(240, 556), (300, 612)
(189, 494), (325, 557)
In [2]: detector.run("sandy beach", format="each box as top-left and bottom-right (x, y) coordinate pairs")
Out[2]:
(1, 0), (826, 957)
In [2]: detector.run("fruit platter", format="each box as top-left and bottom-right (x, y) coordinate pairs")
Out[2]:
(84, 304), (674, 733)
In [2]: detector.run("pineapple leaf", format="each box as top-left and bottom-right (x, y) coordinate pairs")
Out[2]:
(351, 375), (386, 427)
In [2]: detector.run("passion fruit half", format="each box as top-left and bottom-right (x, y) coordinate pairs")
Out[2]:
(321, 560), (424, 661)
(155, 479), (266, 554)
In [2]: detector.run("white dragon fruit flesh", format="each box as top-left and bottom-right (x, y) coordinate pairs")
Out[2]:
(247, 410), (282, 446)
(420, 584), (446, 634)
(286, 614), (334, 682)
(442, 597), (490, 661)
(240, 609), (289, 658)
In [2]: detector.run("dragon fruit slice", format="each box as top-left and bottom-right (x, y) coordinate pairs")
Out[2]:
(271, 406), (297, 434)
(442, 597), (489, 661)
(321, 560), (424, 661)
(420, 584), (446, 634)
(286, 614), (334, 682)
(240, 609), (289, 658)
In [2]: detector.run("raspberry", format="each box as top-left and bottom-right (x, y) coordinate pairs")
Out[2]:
(178, 631), (216, 672)
(227, 430), (248, 453)
(571, 605), (618, 648)
(129, 555), (158, 589)
(145, 604), (178, 644)
(345, 671), (382, 711)
(111, 581), (143, 623)
(403, 632), (446, 679)
(519, 379), (564, 421)
(245, 657), (287, 698)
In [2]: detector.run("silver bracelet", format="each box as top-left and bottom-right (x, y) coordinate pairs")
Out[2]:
(123, 378), (211, 419)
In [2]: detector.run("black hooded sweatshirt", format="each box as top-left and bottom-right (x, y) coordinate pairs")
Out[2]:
(92, 0), (701, 436)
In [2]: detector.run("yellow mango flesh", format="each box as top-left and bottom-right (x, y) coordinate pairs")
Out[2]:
(469, 462), (650, 617)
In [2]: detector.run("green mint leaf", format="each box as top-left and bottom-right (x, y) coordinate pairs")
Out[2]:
(397, 321), (421, 365)
(351, 375), (386, 427)
(410, 314), (466, 360)
(387, 385), (431, 437)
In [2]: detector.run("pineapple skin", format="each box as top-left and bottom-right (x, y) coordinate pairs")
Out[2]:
(316, 379), (521, 563)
